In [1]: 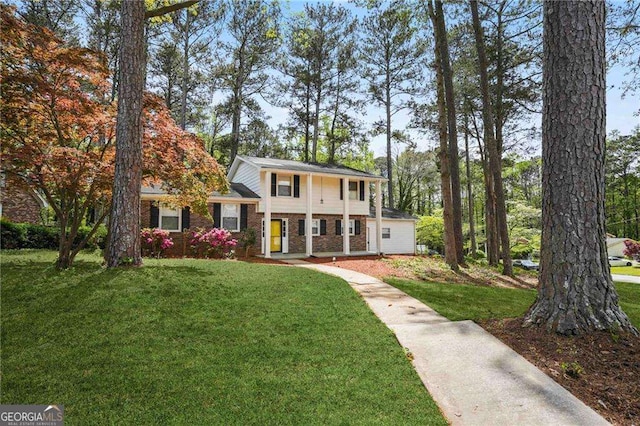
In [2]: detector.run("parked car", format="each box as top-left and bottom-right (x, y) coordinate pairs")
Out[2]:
(513, 259), (539, 271)
(608, 256), (633, 267)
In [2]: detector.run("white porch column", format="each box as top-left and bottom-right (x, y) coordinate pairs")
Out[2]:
(376, 180), (383, 255)
(343, 177), (350, 255)
(264, 171), (272, 258)
(306, 173), (313, 256)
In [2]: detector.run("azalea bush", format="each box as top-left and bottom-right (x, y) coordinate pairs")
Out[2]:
(141, 228), (174, 258)
(623, 240), (640, 261)
(190, 228), (238, 258)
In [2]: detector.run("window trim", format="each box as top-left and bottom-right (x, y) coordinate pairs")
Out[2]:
(221, 203), (240, 232)
(159, 205), (181, 232)
(348, 181), (358, 200)
(341, 219), (356, 236)
(311, 219), (320, 236)
(382, 227), (391, 239)
(277, 175), (292, 197)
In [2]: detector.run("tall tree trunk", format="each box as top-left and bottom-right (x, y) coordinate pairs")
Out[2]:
(106, 0), (145, 267)
(230, 84), (242, 164)
(304, 76), (311, 163)
(311, 84), (321, 163)
(385, 82), (394, 208)
(434, 0), (464, 264)
(470, 0), (512, 276)
(464, 115), (477, 257)
(524, 0), (636, 335)
(428, 0), (457, 270)
(179, 10), (190, 130)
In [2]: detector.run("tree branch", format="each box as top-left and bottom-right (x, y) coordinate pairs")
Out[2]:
(145, 0), (199, 19)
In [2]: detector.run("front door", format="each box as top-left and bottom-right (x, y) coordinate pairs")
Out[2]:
(270, 219), (282, 252)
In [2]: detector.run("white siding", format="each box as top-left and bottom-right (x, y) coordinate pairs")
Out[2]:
(233, 162), (261, 196)
(366, 219), (416, 254)
(257, 173), (370, 215)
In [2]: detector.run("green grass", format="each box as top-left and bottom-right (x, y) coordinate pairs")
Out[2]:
(385, 278), (536, 322)
(386, 278), (640, 328)
(611, 265), (640, 276)
(1, 250), (446, 425)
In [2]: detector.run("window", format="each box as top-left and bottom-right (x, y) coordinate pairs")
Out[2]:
(278, 176), (291, 196)
(341, 219), (356, 236)
(311, 219), (320, 236)
(222, 204), (239, 231)
(160, 205), (181, 231)
(348, 181), (358, 200)
(382, 227), (391, 239)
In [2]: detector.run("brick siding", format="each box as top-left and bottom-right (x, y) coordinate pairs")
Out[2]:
(1, 184), (44, 224)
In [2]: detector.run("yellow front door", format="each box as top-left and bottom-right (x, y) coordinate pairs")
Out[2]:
(270, 220), (282, 252)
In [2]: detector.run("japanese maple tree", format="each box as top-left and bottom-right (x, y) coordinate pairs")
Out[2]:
(0, 6), (226, 268)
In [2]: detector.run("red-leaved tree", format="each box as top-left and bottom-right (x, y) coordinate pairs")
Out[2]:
(0, 6), (227, 268)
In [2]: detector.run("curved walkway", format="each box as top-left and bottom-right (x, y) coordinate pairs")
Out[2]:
(283, 259), (609, 426)
(612, 274), (640, 284)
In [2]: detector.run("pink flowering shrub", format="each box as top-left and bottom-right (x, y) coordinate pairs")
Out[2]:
(141, 228), (174, 258)
(623, 240), (640, 261)
(190, 227), (238, 258)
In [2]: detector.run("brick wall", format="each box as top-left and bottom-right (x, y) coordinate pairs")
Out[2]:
(141, 200), (260, 257)
(258, 212), (367, 254)
(141, 199), (366, 257)
(1, 184), (44, 224)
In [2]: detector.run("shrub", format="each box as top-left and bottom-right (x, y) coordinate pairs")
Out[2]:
(239, 228), (257, 257)
(0, 219), (27, 249)
(141, 228), (174, 258)
(623, 240), (640, 261)
(76, 224), (108, 249)
(25, 225), (59, 249)
(190, 227), (237, 258)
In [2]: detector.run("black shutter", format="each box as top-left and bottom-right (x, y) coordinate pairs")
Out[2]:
(150, 204), (159, 228)
(298, 219), (305, 236)
(213, 203), (221, 228)
(240, 204), (248, 230)
(271, 173), (277, 196)
(359, 181), (365, 201)
(320, 219), (326, 235)
(339, 178), (343, 200)
(181, 207), (190, 230)
(336, 219), (342, 236)
(293, 175), (300, 198)
(354, 219), (361, 235)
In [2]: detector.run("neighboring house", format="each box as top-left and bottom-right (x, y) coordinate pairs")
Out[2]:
(607, 237), (634, 258)
(142, 155), (417, 257)
(0, 176), (48, 224)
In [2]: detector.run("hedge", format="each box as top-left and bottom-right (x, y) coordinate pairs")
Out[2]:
(0, 219), (107, 250)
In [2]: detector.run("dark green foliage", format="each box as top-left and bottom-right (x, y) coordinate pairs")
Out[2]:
(0, 219), (106, 250)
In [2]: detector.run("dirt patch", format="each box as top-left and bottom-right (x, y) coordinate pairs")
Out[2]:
(238, 256), (286, 265)
(480, 318), (640, 425)
(306, 255), (537, 289)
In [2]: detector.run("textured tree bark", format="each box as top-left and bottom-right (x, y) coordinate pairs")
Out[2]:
(106, 0), (145, 267)
(434, 0), (464, 264)
(385, 82), (394, 208)
(428, 0), (457, 270)
(524, 0), (637, 335)
(470, 0), (513, 276)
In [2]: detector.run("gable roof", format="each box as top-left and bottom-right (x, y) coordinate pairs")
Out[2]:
(142, 182), (260, 200)
(368, 206), (418, 220)
(230, 155), (386, 180)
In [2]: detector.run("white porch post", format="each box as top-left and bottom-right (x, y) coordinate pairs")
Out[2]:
(264, 171), (272, 258)
(306, 173), (313, 256)
(376, 180), (383, 255)
(343, 177), (350, 255)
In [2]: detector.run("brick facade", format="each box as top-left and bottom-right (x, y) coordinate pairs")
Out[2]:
(1, 183), (44, 224)
(141, 199), (366, 257)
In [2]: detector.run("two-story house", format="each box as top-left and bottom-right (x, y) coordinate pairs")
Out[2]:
(141, 155), (417, 257)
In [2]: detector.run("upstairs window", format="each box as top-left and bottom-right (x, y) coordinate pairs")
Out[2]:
(278, 176), (291, 196)
(160, 205), (181, 231)
(348, 181), (358, 200)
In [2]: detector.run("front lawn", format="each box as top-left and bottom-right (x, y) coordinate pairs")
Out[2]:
(1, 250), (446, 425)
(611, 265), (640, 276)
(386, 277), (639, 327)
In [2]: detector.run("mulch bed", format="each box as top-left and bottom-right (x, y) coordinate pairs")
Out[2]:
(479, 318), (640, 425)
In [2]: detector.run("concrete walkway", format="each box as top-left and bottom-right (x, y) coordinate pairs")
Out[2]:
(284, 260), (609, 426)
(612, 274), (640, 284)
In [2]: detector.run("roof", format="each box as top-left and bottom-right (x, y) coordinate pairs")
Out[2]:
(368, 206), (418, 220)
(233, 155), (386, 180)
(141, 182), (260, 199)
